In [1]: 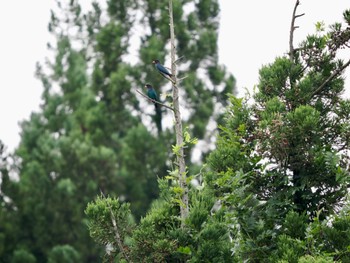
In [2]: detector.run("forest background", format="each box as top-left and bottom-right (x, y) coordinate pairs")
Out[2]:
(1, 0), (350, 262)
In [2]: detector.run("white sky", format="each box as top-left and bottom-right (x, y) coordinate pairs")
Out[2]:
(0, 1), (349, 152)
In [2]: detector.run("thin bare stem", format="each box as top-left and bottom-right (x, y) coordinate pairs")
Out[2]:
(136, 89), (174, 111)
(174, 56), (185, 64)
(177, 75), (188, 82)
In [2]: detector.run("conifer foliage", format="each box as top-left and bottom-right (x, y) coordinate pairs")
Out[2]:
(86, 2), (350, 261)
(3, 0), (350, 262)
(0, 0), (233, 262)
(207, 3), (350, 262)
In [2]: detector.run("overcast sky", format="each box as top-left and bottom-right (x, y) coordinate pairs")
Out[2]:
(0, 1), (349, 152)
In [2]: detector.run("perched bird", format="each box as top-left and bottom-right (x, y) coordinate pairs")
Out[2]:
(152, 59), (173, 78)
(145, 84), (162, 133)
(145, 83), (160, 107)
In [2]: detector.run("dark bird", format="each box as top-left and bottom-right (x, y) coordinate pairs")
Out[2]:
(152, 59), (173, 78)
(145, 84), (162, 133)
(145, 84), (160, 107)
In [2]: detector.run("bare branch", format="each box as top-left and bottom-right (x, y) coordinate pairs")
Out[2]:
(289, 0), (302, 61)
(295, 13), (305, 18)
(177, 75), (188, 82)
(136, 89), (174, 111)
(174, 56), (185, 64)
(311, 58), (350, 97)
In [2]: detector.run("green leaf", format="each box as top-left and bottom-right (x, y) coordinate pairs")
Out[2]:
(177, 246), (192, 255)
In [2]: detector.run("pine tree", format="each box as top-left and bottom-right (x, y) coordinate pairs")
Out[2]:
(207, 4), (350, 262)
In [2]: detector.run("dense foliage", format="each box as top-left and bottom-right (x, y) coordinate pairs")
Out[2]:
(0, 0), (233, 262)
(84, 6), (350, 263)
(1, 0), (350, 262)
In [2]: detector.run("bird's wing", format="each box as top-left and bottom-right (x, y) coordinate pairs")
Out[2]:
(148, 90), (158, 101)
(157, 64), (171, 75)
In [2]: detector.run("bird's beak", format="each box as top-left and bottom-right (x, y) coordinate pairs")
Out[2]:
(152, 60), (155, 64)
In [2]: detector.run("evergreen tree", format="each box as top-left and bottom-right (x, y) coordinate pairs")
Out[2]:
(86, 4), (350, 262)
(207, 6), (350, 262)
(0, 141), (19, 263)
(2, 0), (234, 261)
(85, 0), (235, 261)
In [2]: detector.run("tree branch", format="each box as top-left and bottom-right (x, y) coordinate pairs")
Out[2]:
(289, 0), (304, 61)
(177, 75), (188, 82)
(174, 56), (185, 64)
(136, 89), (174, 111)
(311, 58), (350, 97)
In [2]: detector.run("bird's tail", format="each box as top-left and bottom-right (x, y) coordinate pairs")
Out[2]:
(155, 105), (162, 134)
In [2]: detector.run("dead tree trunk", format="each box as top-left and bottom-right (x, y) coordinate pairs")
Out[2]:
(289, 0), (304, 61)
(168, 0), (189, 226)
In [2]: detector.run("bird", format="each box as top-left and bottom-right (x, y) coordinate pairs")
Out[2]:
(145, 83), (160, 107)
(152, 59), (173, 78)
(145, 84), (162, 133)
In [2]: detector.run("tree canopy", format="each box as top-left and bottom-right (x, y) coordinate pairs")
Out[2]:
(0, 0), (234, 262)
(85, 2), (350, 262)
(1, 0), (350, 262)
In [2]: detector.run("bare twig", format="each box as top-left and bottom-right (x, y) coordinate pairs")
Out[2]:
(311, 58), (350, 97)
(100, 190), (132, 263)
(174, 56), (185, 64)
(136, 89), (174, 111)
(177, 75), (188, 82)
